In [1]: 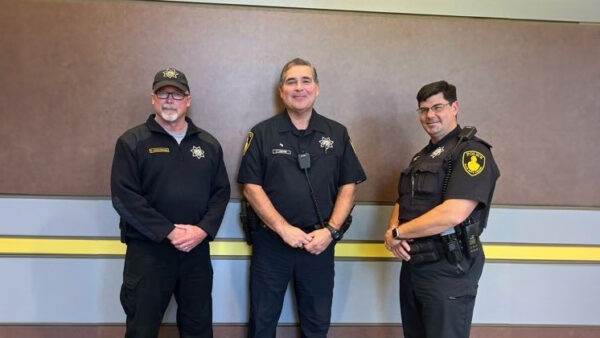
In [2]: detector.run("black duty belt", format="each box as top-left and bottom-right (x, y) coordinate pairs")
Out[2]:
(407, 236), (446, 265)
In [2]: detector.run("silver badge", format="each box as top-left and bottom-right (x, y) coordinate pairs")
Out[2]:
(190, 146), (205, 159)
(319, 137), (334, 153)
(430, 146), (444, 158)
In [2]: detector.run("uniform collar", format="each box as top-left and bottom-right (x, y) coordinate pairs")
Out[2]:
(146, 114), (202, 137)
(425, 125), (461, 153)
(278, 109), (327, 134)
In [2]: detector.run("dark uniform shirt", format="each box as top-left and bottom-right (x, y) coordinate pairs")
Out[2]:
(238, 110), (366, 227)
(111, 114), (231, 242)
(397, 126), (499, 225)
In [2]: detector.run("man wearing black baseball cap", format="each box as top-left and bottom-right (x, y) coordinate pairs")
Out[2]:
(111, 67), (231, 337)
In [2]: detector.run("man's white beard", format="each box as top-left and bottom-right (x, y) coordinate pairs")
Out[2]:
(160, 108), (178, 122)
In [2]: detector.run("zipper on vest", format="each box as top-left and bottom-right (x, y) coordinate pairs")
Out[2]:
(411, 174), (415, 198)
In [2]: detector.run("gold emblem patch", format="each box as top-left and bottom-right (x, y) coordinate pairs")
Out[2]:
(462, 150), (485, 176)
(149, 147), (170, 154)
(243, 132), (254, 155)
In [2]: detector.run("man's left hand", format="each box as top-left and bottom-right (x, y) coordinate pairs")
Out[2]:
(304, 228), (333, 255)
(384, 227), (402, 250)
(170, 224), (208, 252)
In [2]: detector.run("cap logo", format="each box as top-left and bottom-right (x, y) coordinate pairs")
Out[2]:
(163, 68), (179, 79)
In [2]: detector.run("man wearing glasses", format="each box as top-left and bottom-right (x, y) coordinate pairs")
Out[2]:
(384, 81), (499, 338)
(111, 67), (231, 337)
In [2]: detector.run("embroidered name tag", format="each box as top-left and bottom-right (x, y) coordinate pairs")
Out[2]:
(272, 149), (292, 155)
(148, 147), (170, 154)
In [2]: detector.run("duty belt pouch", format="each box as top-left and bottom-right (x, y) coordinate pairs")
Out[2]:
(239, 200), (259, 245)
(119, 219), (129, 244)
(339, 213), (353, 235)
(407, 239), (441, 265)
(460, 222), (481, 258)
(441, 233), (463, 263)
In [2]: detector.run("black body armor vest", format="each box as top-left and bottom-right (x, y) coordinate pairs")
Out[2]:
(397, 135), (491, 231)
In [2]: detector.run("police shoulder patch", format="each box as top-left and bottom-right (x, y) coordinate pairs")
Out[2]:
(243, 132), (254, 155)
(462, 150), (485, 177)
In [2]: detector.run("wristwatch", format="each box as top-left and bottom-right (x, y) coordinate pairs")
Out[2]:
(325, 223), (342, 241)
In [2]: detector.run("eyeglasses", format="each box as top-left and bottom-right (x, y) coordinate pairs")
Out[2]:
(416, 102), (452, 115)
(155, 91), (187, 100)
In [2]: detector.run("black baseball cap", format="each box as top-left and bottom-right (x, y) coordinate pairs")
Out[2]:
(152, 67), (190, 93)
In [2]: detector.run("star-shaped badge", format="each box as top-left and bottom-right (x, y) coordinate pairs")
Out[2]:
(319, 137), (334, 153)
(163, 68), (179, 79)
(430, 146), (444, 158)
(190, 146), (205, 159)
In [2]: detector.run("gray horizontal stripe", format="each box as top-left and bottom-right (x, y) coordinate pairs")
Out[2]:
(0, 258), (598, 325)
(1, 196), (598, 244)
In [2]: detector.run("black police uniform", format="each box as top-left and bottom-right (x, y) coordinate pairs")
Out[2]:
(396, 126), (499, 338)
(111, 115), (231, 338)
(237, 110), (366, 338)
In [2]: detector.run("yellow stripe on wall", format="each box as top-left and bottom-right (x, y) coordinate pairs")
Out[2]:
(1, 237), (599, 263)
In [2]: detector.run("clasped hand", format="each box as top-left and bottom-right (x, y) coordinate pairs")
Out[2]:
(279, 225), (332, 255)
(168, 224), (208, 252)
(384, 227), (412, 261)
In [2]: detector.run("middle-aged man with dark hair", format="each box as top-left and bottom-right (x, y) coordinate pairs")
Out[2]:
(111, 67), (231, 337)
(237, 58), (366, 338)
(384, 80), (500, 338)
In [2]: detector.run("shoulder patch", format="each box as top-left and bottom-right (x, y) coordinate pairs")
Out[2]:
(243, 132), (254, 155)
(349, 139), (356, 153)
(462, 150), (485, 176)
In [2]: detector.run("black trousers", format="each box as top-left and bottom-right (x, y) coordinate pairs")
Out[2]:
(400, 249), (485, 338)
(248, 227), (335, 338)
(120, 239), (213, 338)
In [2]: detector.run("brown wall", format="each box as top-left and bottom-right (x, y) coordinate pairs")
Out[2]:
(1, 0), (599, 206)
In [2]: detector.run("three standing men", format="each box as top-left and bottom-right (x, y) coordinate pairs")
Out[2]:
(237, 58), (366, 338)
(111, 66), (497, 338)
(111, 68), (231, 337)
(385, 81), (499, 338)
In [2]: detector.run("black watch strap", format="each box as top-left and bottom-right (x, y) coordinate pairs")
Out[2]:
(326, 223), (342, 241)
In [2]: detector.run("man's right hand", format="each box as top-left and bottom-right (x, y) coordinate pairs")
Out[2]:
(278, 224), (313, 249)
(389, 240), (412, 261)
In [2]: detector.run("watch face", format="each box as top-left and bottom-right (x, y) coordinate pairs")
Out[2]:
(392, 228), (399, 239)
(327, 225), (341, 241)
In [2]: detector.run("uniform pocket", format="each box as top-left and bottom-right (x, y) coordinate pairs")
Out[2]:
(120, 271), (141, 317)
(413, 162), (443, 196)
(398, 168), (412, 195)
